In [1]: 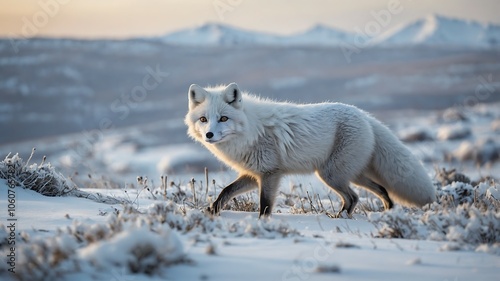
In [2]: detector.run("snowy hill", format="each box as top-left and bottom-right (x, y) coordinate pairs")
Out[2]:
(283, 24), (353, 46)
(161, 22), (353, 46)
(377, 14), (500, 47)
(161, 23), (280, 46)
(160, 15), (500, 48)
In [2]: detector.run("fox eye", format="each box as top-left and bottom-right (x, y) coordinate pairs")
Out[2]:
(199, 116), (207, 123)
(219, 116), (229, 122)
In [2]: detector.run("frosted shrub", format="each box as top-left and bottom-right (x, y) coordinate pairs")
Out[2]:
(146, 202), (224, 234)
(369, 206), (422, 239)
(3, 234), (80, 281)
(132, 202), (298, 238)
(437, 124), (471, 140)
(370, 179), (500, 253)
(0, 153), (73, 197)
(79, 225), (184, 275)
(0, 153), (122, 204)
(0, 206), (187, 280)
(228, 216), (300, 238)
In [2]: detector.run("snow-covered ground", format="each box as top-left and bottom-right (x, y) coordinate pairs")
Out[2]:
(1, 101), (499, 280)
(1, 179), (499, 281)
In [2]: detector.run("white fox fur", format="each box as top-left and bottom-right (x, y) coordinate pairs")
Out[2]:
(185, 83), (435, 217)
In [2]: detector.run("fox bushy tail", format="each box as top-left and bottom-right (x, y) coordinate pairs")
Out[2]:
(368, 118), (435, 207)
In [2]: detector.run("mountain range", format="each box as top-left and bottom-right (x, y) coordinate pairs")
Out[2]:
(160, 14), (500, 48)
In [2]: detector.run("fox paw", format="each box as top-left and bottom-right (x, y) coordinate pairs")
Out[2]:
(334, 210), (352, 219)
(205, 205), (220, 216)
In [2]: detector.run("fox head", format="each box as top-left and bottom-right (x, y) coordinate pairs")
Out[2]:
(185, 83), (246, 144)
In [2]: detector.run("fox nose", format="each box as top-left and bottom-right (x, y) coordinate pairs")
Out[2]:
(206, 132), (214, 139)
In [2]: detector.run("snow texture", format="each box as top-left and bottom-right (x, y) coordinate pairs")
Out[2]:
(0, 148), (499, 280)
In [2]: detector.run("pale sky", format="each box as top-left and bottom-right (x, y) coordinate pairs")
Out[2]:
(1, 0), (500, 39)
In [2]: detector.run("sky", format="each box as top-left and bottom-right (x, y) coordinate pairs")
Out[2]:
(1, 0), (500, 39)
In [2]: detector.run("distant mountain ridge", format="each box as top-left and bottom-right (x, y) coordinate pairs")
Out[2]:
(161, 23), (280, 45)
(375, 14), (500, 47)
(160, 14), (500, 48)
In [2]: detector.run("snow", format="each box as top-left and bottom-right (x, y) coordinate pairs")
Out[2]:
(5, 103), (499, 277)
(1, 184), (108, 232)
(283, 24), (353, 46)
(78, 225), (184, 274)
(159, 14), (500, 48)
(437, 124), (471, 140)
(1, 164), (499, 280)
(1, 33), (500, 280)
(448, 138), (500, 165)
(492, 119), (500, 132)
(364, 14), (500, 48)
(487, 185), (500, 200)
(397, 126), (433, 142)
(161, 23), (281, 46)
(156, 144), (221, 175)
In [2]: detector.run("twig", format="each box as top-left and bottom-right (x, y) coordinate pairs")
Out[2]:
(213, 179), (217, 198)
(190, 178), (197, 208)
(328, 194), (336, 214)
(40, 155), (46, 166)
(161, 175), (167, 200)
(306, 191), (318, 213)
(317, 193), (326, 213)
(205, 167), (209, 199)
(24, 147), (36, 168)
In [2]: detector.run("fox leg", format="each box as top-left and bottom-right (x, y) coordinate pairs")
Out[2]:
(352, 175), (393, 210)
(258, 172), (282, 218)
(316, 170), (359, 216)
(209, 174), (257, 215)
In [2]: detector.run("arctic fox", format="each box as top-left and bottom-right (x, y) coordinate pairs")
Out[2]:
(184, 83), (435, 217)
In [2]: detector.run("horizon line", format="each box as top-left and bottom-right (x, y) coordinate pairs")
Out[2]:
(4, 13), (499, 41)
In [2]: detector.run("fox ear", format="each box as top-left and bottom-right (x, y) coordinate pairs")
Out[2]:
(188, 84), (206, 110)
(223, 83), (242, 109)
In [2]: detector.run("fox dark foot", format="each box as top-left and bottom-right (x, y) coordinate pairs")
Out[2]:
(206, 201), (222, 216)
(258, 206), (272, 219)
(334, 210), (352, 219)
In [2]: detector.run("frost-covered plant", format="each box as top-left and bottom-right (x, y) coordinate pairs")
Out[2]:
(445, 138), (500, 166)
(279, 183), (346, 217)
(224, 194), (259, 213)
(79, 225), (184, 275)
(0, 152), (123, 204)
(227, 216), (300, 238)
(155, 177), (260, 213)
(370, 178), (500, 253)
(11, 234), (80, 281)
(435, 167), (471, 186)
(0, 152), (73, 197)
(117, 202), (299, 239)
(0, 211), (187, 280)
(144, 202), (224, 234)
(369, 206), (421, 239)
